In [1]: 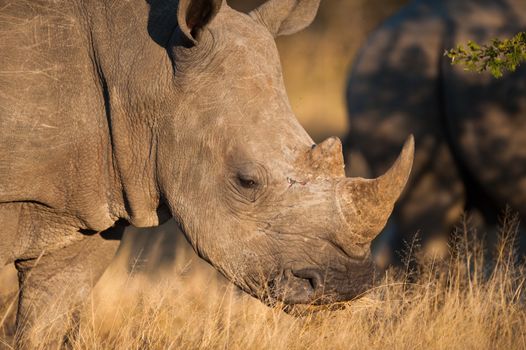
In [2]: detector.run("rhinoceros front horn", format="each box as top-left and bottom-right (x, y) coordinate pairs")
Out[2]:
(335, 136), (414, 245)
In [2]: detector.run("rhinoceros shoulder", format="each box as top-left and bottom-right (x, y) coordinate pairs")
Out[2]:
(0, 1), (115, 229)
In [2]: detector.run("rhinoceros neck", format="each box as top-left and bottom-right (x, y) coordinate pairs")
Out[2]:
(84, 0), (180, 227)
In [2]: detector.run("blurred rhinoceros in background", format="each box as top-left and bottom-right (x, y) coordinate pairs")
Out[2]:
(345, 0), (526, 264)
(0, 0), (414, 347)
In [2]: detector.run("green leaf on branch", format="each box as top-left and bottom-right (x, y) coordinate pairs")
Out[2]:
(445, 31), (526, 78)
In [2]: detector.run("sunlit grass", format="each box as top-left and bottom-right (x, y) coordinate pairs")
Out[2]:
(1, 213), (525, 349)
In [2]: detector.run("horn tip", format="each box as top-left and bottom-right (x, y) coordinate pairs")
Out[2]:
(401, 134), (415, 168)
(383, 134), (414, 191)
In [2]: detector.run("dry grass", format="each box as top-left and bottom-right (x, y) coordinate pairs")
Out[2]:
(1, 215), (525, 350)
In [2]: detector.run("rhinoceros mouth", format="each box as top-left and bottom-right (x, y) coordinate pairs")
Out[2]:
(260, 257), (379, 308)
(266, 268), (320, 305)
(264, 269), (355, 307)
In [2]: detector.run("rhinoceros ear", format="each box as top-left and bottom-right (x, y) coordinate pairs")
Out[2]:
(249, 0), (320, 37)
(177, 0), (223, 44)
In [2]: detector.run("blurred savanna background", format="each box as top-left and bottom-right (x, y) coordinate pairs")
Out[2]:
(2, 0), (526, 349)
(260, 0), (409, 140)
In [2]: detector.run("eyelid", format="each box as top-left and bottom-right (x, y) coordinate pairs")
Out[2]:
(238, 175), (258, 188)
(235, 168), (261, 184)
(229, 162), (269, 192)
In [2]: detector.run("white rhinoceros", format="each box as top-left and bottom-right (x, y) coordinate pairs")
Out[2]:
(0, 0), (413, 346)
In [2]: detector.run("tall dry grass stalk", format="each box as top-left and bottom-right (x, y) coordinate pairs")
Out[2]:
(1, 214), (525, 350)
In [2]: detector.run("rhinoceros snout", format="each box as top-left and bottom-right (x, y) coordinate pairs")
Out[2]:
(269, 268), (319, 305)
(269, 259), (381, 306)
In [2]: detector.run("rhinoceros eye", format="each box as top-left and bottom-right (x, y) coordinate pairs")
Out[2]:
(228, 163), (266, 201)
(237, 175), (258, 189)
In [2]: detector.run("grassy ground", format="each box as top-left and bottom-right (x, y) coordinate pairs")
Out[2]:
(1, 216), (525, 349)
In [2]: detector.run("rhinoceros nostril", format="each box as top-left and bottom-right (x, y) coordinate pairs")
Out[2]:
(292, 269), (324, 292)
(268, 269), (325, 305)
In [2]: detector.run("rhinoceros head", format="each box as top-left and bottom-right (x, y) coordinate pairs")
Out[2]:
(154, 0), (414, 306)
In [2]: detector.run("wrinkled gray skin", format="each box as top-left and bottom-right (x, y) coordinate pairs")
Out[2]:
(0, 0), (413, 346)
(345, 0), (526, 262)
